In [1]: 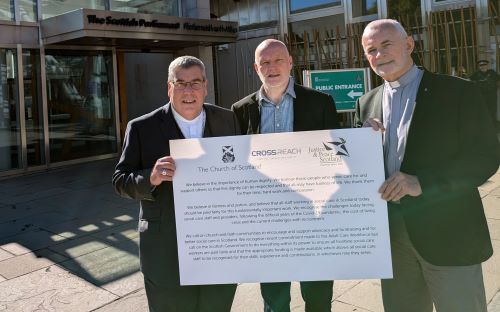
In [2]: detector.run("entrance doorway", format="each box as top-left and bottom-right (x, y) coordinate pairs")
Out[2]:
(116, 52), (173, 138)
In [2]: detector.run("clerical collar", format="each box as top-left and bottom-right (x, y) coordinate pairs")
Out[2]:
(385, 65), (421, 89)
(170, 104), (204, 124)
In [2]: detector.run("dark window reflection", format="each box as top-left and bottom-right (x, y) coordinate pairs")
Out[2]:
(20, 0), (37, 21)
(0, 0), (14, 21)
(352, 0), (378, 18)
(110, 0), (178, 15)
(41, 0), (106, 19)
(45, 51), (117, 162)
(24, 49), (45, 166)
(289, 0), (340, 13)
(0, 48), (21, 171)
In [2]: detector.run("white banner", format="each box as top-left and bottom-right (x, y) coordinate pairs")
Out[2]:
(170, 128), (392, 285)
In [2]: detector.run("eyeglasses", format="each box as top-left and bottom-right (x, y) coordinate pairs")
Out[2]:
(170, 80), (205, 90)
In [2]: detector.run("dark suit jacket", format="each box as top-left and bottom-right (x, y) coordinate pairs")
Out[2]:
(231, 83), (340, 134)
(355, 70), (500, 266)
(112, 103), (241, 287)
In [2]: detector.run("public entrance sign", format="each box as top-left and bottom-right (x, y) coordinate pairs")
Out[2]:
(303, 68), (372, 112)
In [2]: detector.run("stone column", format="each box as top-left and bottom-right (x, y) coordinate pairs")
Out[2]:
(476, 0), (493, 62)
(179, 46), (216, 105)
(178, 0), (216, 105)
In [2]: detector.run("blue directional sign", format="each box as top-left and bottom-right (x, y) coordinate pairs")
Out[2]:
(303, 68), (372, 112)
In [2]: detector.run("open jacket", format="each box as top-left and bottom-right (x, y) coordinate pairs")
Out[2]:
(355, 70), (500, 266)
(112, 103), (240, 286)
(231, 83), (340, 134)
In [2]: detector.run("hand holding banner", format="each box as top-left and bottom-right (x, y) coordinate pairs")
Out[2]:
(170, 128), (391, 285)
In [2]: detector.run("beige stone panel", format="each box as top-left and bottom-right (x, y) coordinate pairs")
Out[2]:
(101, 271), (145, 297)
(335, 279), (383, 312)
(0, 265), (117, 312)
(0, 249), (67, 279)
(94, 289), (148, 312)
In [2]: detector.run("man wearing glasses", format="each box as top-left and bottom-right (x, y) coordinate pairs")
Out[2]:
(113, 56), (239, 311)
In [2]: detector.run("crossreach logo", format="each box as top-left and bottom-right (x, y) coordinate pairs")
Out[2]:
(251, 148), (301, 157)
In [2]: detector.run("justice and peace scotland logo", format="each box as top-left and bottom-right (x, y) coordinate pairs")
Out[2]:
(309, 137), (350, 166)
(322, 137), (349, 157)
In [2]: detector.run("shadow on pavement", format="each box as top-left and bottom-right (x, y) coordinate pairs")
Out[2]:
(0, 158), (142, 287)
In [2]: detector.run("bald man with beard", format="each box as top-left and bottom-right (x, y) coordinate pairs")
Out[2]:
(232, 39), (340, 312)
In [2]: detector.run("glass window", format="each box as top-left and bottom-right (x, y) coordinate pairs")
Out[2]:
(110, 0), (178, 15)
(212, 0), (278, 25)
(289, 0), (340, 14)
(488, 0), (499, 35)
(0, 0), (14, 20)
(45, 51), (117, 162)
(41, 0), (106, 19)
(23, 50), (45, 166)
(352, 0), (378, 18)
(19, 0), (37, 21)
(387, 0), (420, 21)
(0, 48), (21, 171)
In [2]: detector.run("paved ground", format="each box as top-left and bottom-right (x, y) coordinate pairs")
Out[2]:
(0, 158), (499, 311)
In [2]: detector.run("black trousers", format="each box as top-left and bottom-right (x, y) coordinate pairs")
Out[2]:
(261, 281), (333, 312)
(144, 277), (237, 312)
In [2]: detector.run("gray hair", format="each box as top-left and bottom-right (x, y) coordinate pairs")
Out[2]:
(362, 19), (408, 39)
(168, 56), (206, 81)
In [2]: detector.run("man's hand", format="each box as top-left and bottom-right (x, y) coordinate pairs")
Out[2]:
(379, 171), (422, 202)
(363, 118), (385, 132)
(150, 156), (176, 186)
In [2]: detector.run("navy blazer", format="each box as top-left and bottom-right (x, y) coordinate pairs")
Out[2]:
(355, 70), (500, 266)
(112, 103), (241, 286)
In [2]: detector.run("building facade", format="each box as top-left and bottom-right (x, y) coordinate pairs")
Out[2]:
(213, 0), (495, 108)
(0, 0), (237, 176)
(0, 0), (496, 176)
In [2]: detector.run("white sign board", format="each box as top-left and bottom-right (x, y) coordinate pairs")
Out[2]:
(170, 128), (392, 285)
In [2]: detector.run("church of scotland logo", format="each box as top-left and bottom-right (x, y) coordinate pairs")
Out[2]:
(222, 146), (235, 163)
